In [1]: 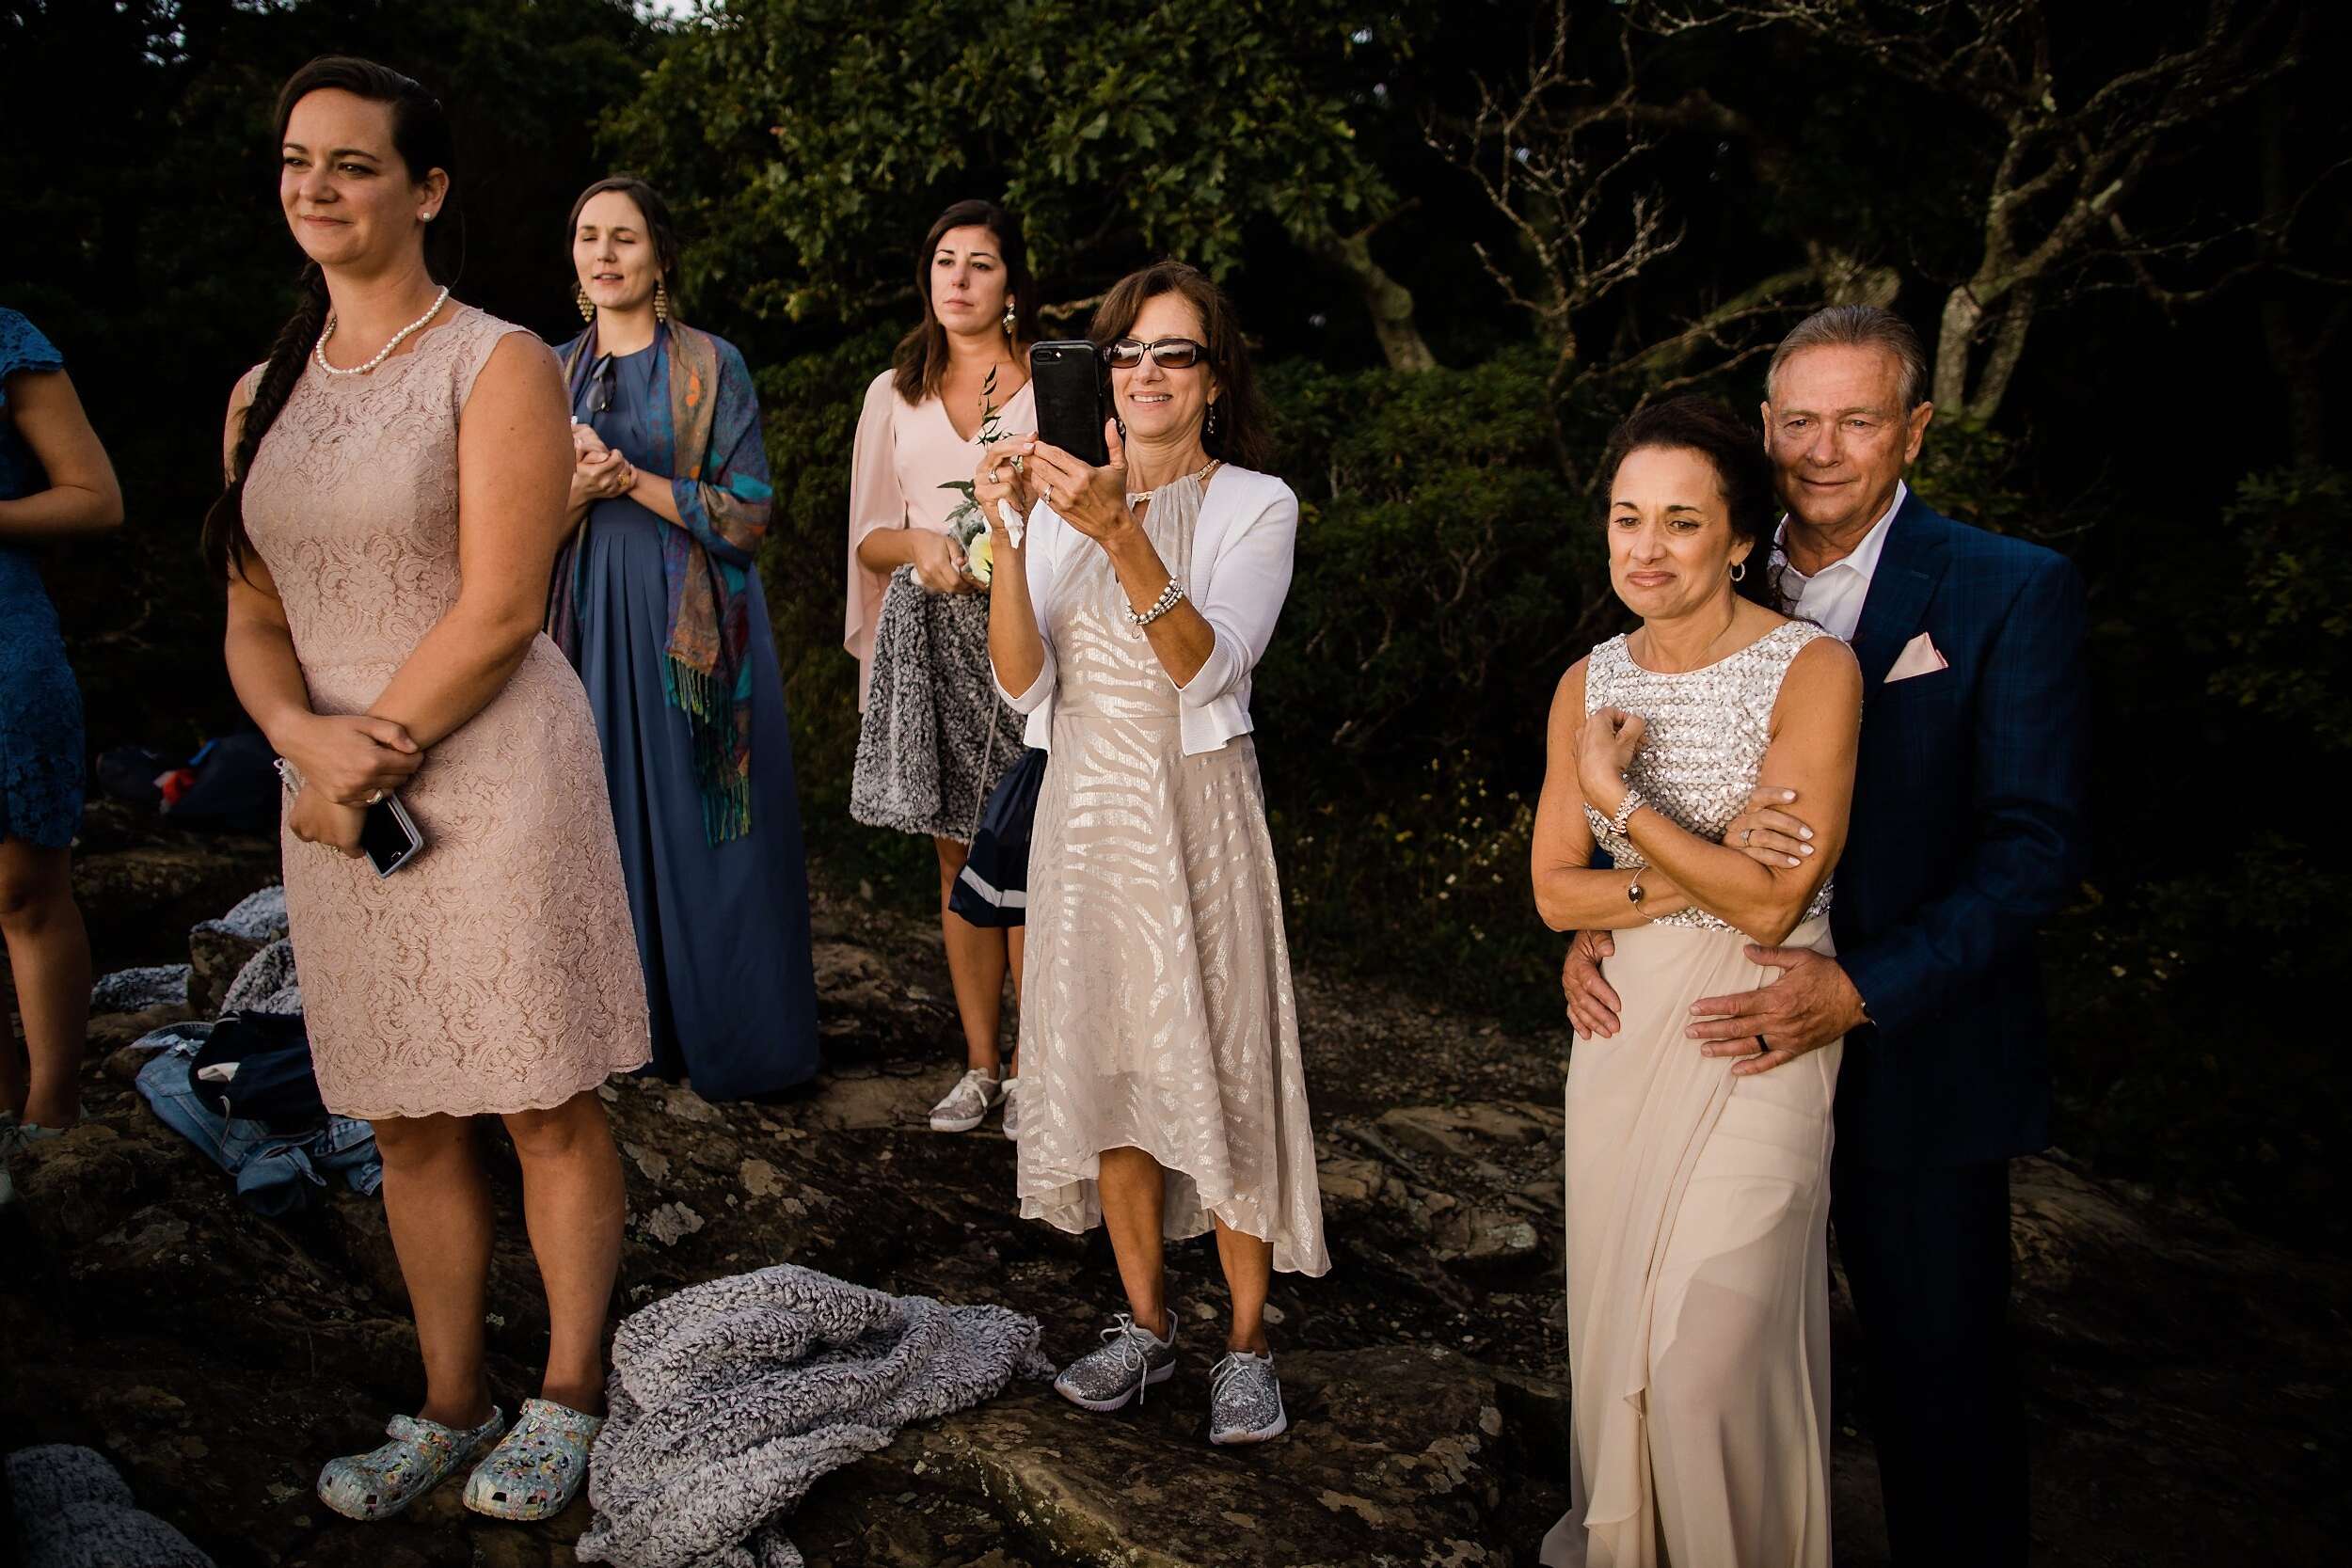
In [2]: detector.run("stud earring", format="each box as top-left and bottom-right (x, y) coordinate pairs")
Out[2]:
(574, 283), (596, 324)
(421, 209), (436, 222)
(654, 278), (670, 325)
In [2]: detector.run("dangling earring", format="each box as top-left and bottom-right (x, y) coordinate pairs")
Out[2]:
(1730, 559), (1748, 583)
(1206, 400), (1220, 436)
(1002, 295), (1017, 333)
(575, 283), (596, 324)
(654, 278), (670, 325)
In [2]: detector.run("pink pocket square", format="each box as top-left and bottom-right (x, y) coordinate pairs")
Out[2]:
(1884, 632), (1950, 683)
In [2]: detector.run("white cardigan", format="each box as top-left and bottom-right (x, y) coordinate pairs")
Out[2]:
(993, 465), (1298, 756)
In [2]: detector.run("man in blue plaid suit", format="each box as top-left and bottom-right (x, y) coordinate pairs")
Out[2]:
(1564, 304), (2089, 1565)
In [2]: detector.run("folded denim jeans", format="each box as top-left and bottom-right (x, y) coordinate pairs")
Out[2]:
(135, 1026), (382, 1216)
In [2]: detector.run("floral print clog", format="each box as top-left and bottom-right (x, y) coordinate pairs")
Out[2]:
(462, 1397), (602, 1521)
(317, 1406), (505, 1521)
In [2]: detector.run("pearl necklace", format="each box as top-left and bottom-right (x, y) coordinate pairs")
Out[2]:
(1126, 458), (1219, 508)
(312, 286), (452, 378)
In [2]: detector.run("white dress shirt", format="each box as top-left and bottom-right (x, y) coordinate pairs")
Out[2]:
(993, 466), (1298, 757)
(1769, 481), (1907, 641)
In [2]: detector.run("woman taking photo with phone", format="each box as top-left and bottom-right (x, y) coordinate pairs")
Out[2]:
(977, 260), (1327, 1447)
(846, 198), (1038, 1137)
(0, 307), (122, 1208)
(547, 175), (820, 1101)
(214, 56), (645, 1525)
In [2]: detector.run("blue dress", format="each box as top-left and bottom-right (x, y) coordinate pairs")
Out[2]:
(568, 331), (820, 1099)
(0, 309), (85, 849)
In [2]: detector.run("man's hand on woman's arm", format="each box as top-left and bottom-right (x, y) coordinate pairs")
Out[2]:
(1561, 784), (1825, 1042)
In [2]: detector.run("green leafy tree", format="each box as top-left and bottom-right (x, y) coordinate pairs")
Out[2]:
(611, 0), (1438, 366)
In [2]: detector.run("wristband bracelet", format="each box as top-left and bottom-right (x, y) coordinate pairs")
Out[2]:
(1125, 578), (1186, 626)
(1607, 785), (1646, 837)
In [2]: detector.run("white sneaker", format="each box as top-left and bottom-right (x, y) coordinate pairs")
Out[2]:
(929, 1069), (1004, 1133)
(0, 1118), (62, 1210)
(1208, 1350), (1288, 1445)
(1001, 1077), (1024, 1141)
(1054, 1312), (1178, 1412)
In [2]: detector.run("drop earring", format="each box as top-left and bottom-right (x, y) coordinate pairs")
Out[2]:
(654, 278), (670, 325)
(1002, 295), (1017, 333)
(1206, 399), (1220, 436)
(574, 283), (596, 324)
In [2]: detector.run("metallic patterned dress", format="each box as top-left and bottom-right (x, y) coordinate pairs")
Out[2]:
(1013, 471), (1329, 1277)
(1544, 618), (1844, 1568)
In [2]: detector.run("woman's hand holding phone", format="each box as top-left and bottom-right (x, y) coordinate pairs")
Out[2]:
(288, 784), (366, 858)
(1010, 420), (1132, 547)
(280, 713), (423, 807)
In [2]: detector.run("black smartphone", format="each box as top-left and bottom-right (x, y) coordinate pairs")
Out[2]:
(359, 792), (426, 878)
(1028, 340), (1110, 467)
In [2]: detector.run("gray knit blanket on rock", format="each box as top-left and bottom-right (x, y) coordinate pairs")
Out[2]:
(576, 1263), (1051, 1568)
(6, 1445), (215, 1568)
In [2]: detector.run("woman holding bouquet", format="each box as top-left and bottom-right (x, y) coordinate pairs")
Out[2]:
(847, 198), (1038, 1136)
(548, 175), (819, 1101)
(977, 261), (1327, 1447)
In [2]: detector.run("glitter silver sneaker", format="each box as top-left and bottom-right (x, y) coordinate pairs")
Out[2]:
(1053, 1312), (1177, 1413)
(1208, 1350), (1287, 1445)
(1000, 1076), (1024, 1141)
(929, 1069), (1004, 1133)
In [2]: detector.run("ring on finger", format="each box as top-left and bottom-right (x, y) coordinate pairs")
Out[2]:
(1009, 453), (1025, 472)
(1741, 827), (1753, 846)
(365, 789), (386, 805)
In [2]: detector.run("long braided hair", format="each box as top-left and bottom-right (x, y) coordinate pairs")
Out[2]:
(203, 56), (463, 580)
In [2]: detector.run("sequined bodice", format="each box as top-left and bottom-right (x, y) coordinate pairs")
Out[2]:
(1584, 620), (1834, 930)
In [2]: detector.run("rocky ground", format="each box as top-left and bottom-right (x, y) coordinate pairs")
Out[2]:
(3, 802), (2346, 1565)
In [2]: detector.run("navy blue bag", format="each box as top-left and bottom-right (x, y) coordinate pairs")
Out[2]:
(190, 1011), (327, 1132)
(948, 747), (1046, 928)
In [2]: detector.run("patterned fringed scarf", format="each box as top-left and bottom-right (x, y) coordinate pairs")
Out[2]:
(548, 322), (771, 844)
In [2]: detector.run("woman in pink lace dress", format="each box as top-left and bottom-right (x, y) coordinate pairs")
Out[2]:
(209, 57), (647, 1526)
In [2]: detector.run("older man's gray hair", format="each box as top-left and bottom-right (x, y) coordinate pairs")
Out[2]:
(1768, 304), (1931, 411)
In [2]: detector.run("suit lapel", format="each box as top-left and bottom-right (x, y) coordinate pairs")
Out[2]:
(1849, 493), (1948, 689)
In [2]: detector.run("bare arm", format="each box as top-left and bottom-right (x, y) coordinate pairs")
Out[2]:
(1586, 638), (1863, 945)
(217, 377), (420, 851)
(365, 335), (573, 750)
(0, 367), (122, 540)
(620, 463), (684, 528)
(1532, 659), (1692, 930)
(978, 455), (1049, 703)
(1103, 524), (1216, 689)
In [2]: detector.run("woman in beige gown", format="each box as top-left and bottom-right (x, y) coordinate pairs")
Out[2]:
(1531, 398), (1863, 1566)
(212, 58), (646, 1525)
(977, 261), (1327, 1448)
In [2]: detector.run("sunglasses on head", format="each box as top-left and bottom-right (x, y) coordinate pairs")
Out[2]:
(1105, 336), (1206, 370)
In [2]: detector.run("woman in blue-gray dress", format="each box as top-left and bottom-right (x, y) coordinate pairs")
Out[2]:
(0, 309), (122, 1194)
(544, 179), (819, 1101)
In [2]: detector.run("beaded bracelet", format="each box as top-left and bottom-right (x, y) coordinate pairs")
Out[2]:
(1125, 578), (1187, 626)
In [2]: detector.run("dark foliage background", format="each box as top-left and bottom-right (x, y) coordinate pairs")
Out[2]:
(6, 0), (2346, 1235)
